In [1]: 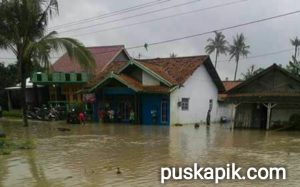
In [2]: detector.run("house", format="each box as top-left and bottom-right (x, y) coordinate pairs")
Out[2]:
(225, 64), (300, 129)
(218, 80), (242, 121)
(32, 45), (226, 125)
(31, 45), (129, 107)
(84, 55), (225, 125)
(5, 78), (47, 110)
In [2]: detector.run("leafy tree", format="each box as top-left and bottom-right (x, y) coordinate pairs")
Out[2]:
(241, 65), (264, 80)
(286, 37), (300, 77)
(169, 53), (177, 58)
(205, 31), (228, 69)
(290, 37), (300, 58)
(0, 0), (95, 126)
(0, 63), (19, 110)
(286, 56), (300, 77)
(228, 33), (250, 81)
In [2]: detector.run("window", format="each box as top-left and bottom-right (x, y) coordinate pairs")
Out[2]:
(65, 74), (70, 81)
(37, 74), (42, 81)
(77, 73), (82, 81)
(181, 98), (189, 111)
(48, 74), (52, 81)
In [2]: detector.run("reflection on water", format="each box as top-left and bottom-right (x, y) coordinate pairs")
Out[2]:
(0, 121), (299, 186)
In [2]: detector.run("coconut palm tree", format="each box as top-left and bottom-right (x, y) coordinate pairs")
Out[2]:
(290, 37), (300, 58)
(0, 0), (95, 126)
(205, 31), (228, 69)
(228, 33), (250, 81)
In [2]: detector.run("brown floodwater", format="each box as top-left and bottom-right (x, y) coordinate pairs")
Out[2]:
(0, 120), (299, 187)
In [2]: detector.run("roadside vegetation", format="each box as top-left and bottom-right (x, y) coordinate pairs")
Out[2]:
(0, 137), (36, 155)
(2, 110), (23, 119)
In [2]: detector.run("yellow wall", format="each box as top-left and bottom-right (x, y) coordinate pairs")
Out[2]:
(49, 84), (83, 103)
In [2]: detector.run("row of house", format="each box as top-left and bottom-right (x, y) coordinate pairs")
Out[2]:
(7, 45), (300, 128)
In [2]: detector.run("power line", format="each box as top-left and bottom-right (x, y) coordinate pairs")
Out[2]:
(2, 9), (300, 61)
(50, 0), (172, 30)
(56, 0), (202, 34)
(0, 48), (295, 62)
(126, 9), (300, 50)
(69, 0), (248, 38)
(218, 48), (293, 62)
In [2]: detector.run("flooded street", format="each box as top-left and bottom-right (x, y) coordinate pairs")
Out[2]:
(0, 121), (300, 187)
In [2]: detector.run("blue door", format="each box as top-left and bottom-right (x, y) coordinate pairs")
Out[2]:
(141, 94), (169, 125)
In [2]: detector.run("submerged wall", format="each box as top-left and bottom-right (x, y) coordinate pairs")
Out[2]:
(170, 65), (219, 125)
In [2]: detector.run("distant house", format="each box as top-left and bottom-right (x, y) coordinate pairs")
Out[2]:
(32, 45), (129, 106)
(225, 64), (300, 129)
(5, 78), (47, 110)
(218, 80), (242, 121)
(32, 45), (226, 125)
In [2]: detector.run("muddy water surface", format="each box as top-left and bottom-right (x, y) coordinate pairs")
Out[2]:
(0, 121), (299, 186)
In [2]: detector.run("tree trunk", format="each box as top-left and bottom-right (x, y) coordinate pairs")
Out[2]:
(20, 59), (29, 127)
(214, 51), (218, 69)
(234, 56), (239, 81)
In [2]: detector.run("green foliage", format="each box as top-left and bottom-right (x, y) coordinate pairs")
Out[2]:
(205, 31), (228, 68)
(0, 63), (19, 110)
(0, 137), (36, 155)
(228, 33), (250, 81)
(286, 56), (300, 77)
(15, 139), (36, 150)
(2, 110), (23, 118)
(0, 0), (95, 126)
(241, 65), (264, 80)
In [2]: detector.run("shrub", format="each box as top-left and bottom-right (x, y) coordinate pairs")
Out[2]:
(289, 114), (300, 130)
(0, 137), (36, 155)
(2, 110), (23, 118)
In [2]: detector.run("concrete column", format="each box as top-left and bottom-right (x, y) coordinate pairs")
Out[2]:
(231, 103), (240, 130)
(263, 103), (277, 130)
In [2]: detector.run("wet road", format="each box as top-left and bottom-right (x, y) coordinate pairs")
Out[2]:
(0, 121), (299, 186)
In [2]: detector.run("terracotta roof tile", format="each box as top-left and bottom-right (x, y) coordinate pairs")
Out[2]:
(113, 74), (170, 93)
(52, 45), (124, 73)
(223, 81), (242, 91)
(86, 61), (127, 88)
(137, 56), (208, 85)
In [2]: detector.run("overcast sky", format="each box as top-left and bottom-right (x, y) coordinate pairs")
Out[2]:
(1, 0), (300, 80)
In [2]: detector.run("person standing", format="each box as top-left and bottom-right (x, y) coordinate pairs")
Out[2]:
(206, 110), (211, 126)
(79, 111), (85, 125)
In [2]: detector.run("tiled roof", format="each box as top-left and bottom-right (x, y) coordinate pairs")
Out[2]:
(86, 61), (127, 88)
(115, 74), (170, 93)
(137, 55), (208, 85)
(88, 73), (170, 93)
(223, 81), (242, 91)
(51, 45), (124, 73)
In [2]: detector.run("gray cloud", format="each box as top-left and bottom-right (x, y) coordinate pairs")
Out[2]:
(1, 0), (300, 80)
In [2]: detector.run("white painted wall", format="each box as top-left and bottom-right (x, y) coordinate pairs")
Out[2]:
(142, 71), (160, 86)
(170, 65), (220, 125)
(217, 103), (235, 121)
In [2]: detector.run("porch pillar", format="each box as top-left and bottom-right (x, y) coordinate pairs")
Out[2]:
(263, 103), (277, 130)
(231, 103), (240, 130)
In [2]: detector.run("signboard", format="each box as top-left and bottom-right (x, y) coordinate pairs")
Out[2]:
(83, 94), (96, 103)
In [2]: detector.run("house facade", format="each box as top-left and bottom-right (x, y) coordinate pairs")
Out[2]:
(225, 64), (300, 129)
(32, 45), (226, 125)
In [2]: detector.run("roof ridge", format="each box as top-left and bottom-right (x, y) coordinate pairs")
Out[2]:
(137, 55), (208, 61)
(86, 45), (125, 49)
